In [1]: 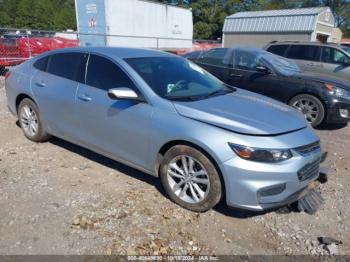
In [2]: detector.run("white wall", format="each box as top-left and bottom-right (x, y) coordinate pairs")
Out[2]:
(105, 0), (193, 49)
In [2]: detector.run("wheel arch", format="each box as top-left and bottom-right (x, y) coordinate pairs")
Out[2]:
(287, 91), (328, 117)
(155, 139), (227, 200)
(15, 93), (37, 113)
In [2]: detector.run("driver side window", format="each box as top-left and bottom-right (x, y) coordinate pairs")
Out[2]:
(233, 50), (259, 71)
(321, 47), (347, 64)
(86, 54), (136, 91)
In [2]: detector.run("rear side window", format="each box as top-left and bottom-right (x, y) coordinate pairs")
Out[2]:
(286, 45), (320, 61)
(321, 47), (348, 64)
(86, 54), (136, 91)
(267, 45), (289, 56)
(33, 56), (49, 71)
(198, 48), (232, 67)
(47, 52), (86, 81)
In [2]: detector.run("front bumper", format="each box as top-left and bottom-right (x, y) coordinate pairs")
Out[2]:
(220, 147), (322, 211)
(325, 98), (350, 124)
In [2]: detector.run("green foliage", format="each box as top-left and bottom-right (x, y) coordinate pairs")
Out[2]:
(0, 0), (76, 30)
(194, 21), (213, 39)
(0, 0), (349, 38)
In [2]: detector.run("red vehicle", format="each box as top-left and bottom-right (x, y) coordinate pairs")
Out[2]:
(0, 34), (79, 69)
(341, 38), (350, 48)
(174, 41), (222, 56)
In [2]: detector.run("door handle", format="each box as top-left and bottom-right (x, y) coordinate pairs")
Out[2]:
(78, 94), (92, 102)
(35, 81), (46, 87)
(230, 73), (243, 78)
(307, 63), (315, 67)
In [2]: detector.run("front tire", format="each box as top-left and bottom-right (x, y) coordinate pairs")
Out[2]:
(160, 145), (222, 212)
(18, 98), (51, 142)
(289, 94), (325, 127)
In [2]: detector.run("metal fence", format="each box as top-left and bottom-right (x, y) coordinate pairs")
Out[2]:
(0, 27), (221, 76)
(0, 28), (77, 76)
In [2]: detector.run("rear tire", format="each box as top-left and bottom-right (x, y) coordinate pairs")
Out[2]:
(160, 145), (222, 212)
(0, 66), (5, 76)
(289, 94), (325, 127)
(17, 98), (51, 142)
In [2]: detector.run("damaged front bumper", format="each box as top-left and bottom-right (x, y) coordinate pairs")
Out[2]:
(296, 151), (328, 214)
(297, 188), (324, 215)
(221, 149), (328, 213)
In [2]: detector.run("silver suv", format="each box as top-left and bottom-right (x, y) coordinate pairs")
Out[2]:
(265, 41), (350, 81)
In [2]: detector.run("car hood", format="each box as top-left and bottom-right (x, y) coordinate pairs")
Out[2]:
(296, 72), (350, 91)
(173, 89), (307, 136)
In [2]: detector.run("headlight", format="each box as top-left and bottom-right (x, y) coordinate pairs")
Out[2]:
(229, 143), (292, 163)
(325, 84), (350, 99)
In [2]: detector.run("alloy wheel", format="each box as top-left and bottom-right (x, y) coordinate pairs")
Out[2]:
(292, 98), (319, 124)
(20, 105), (39, 137)
(166, 155), (210, 204)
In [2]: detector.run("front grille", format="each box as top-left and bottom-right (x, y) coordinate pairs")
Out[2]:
(298, 159), (320, 182)
(295, 141), (320, 156)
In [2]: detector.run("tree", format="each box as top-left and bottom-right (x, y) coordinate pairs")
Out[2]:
(194, 21), (213, 39)
(0, 0), (77, 30)
(53, 0), (76, 30)
(0, 0), (20, 27)
(0, 0), (349, 38)
(14, 0), (38, 29)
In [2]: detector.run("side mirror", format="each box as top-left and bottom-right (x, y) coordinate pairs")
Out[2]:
(108, 87), (141, 101)
(256, 65), (270, 74)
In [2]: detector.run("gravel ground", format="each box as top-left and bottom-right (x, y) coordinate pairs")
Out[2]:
(0, 77), (349, 256)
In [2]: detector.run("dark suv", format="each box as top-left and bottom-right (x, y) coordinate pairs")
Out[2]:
(186, 47), (350, 127)
(265, 41), (350, 81)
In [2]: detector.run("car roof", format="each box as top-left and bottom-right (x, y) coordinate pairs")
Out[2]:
(267, 41), (343, 48)
(41, 46), (176, 59)
(211, 46), (266, 54)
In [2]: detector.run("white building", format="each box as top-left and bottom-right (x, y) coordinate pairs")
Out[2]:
(223, 7), (341, 48)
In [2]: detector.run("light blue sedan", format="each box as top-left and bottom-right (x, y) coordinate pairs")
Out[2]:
(5, 47), (322, 212)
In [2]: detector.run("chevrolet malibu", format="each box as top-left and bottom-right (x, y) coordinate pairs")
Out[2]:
(5, 47), (322, 212)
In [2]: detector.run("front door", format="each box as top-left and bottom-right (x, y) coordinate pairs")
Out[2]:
(229, 49), (291, 102)
(319, 46), (350, 81)
(75, 54), (153, 171)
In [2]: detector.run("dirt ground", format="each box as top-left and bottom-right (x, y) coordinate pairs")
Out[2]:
(0, 77), (349, 256)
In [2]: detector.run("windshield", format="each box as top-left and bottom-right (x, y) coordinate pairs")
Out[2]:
(125, 57), (234, 101)
(259, 52), (302, 76)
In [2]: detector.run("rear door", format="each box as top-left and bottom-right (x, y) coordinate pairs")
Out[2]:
(319, 46), (350, 80)
(75, 54), (153, 170)
(31, 52), (87, 139)
(285, 44), (321, 73)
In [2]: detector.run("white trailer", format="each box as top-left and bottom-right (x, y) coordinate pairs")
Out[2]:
(75, 0), (193, 50)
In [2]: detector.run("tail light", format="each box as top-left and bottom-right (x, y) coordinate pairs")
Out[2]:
(5, 71), (11, 80)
